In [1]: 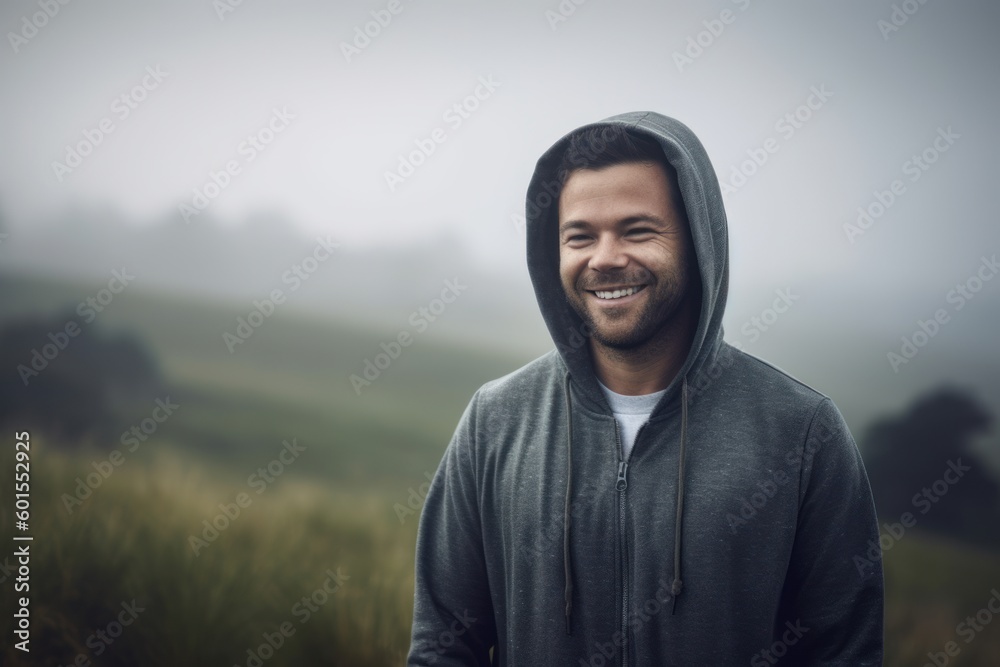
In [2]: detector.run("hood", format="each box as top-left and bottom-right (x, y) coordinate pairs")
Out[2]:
(525, 111), (729, 413)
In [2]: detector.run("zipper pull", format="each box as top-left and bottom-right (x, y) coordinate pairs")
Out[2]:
(616, 461), (629, 491)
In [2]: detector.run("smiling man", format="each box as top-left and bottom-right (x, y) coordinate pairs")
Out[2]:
(408, 112), (884, 665)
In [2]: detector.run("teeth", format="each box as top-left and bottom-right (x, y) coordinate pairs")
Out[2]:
(594, 287), (640, 300)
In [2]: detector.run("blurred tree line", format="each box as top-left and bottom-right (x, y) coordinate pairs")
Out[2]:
(1, 313), (998, 549)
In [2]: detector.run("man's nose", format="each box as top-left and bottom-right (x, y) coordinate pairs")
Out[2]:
(588, 235), (629, 272)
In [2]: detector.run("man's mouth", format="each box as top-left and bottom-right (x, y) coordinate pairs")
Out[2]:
(587, 285), (647, 301)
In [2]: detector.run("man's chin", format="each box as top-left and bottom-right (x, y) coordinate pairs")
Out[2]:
(567, 299), (663, 349)
(585, 320), (651, 351)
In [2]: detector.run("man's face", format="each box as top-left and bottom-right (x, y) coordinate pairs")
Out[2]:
(558, 160), (697, 351)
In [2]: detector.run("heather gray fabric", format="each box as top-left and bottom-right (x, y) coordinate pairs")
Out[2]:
(408, 112), (884, 666)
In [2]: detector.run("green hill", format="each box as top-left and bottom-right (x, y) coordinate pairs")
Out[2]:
(2, 271), (998, 665)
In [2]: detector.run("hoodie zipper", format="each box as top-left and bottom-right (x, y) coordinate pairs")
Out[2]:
(615, 421), (650, 667)
(614, 422), (629, 667)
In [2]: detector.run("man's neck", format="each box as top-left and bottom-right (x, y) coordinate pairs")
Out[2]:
(591, 303), (698, 396)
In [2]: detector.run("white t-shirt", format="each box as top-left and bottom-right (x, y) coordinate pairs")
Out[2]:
(597, 380), (667, 460)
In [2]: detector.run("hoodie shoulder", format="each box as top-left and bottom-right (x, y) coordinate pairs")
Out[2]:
(692, 342), (834, 427)
(477, 349), (565, 406)
(457, 351), (567, 463)
(730, 345), (829, 404)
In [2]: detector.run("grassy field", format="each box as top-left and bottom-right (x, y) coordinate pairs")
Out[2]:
(1, 273), (999, 664)
(2, 439), (1000, 666)
(1, 440), (418, 665)
(882, 534), (1000, 666)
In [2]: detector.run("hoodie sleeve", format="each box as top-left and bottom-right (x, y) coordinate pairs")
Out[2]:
(774, 397), (884, 666)
(407, 391), (497, 666)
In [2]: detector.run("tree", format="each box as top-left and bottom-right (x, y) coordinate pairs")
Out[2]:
(862, 387), (1000, 548)
(0, 313), (164, 448)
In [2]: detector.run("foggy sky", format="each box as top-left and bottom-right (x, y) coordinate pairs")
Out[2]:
(2, 0), (996, 280)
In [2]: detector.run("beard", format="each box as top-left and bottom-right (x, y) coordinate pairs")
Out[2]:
(565, 262), (695, 352)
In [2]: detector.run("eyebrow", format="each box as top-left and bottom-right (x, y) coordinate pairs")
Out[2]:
(558, 214), (670, 234)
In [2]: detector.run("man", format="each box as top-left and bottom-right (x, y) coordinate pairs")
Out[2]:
(408, 112), (884, 665)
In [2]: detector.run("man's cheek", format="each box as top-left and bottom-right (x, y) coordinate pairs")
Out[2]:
(558, 260), (577, 294)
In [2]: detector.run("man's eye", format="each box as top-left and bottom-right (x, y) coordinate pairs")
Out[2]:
(565, 235), (590, 243)
(627, 228), (654, 236)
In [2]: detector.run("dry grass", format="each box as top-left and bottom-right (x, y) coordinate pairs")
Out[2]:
(0, 443), (417, 666)
(2, 441), (998, 665)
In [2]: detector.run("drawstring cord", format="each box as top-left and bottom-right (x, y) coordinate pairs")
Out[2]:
(563, 372), (574, 635)
(671, 376), (688, 614)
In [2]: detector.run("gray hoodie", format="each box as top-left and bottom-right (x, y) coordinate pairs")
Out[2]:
(408, 112), (883, 666)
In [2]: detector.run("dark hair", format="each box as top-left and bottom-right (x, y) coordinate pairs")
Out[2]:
(557, 125), (670, 178)
(550, 125), (683, 219)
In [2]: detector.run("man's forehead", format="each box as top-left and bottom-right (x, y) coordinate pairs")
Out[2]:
(558, 162), (682, 221)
